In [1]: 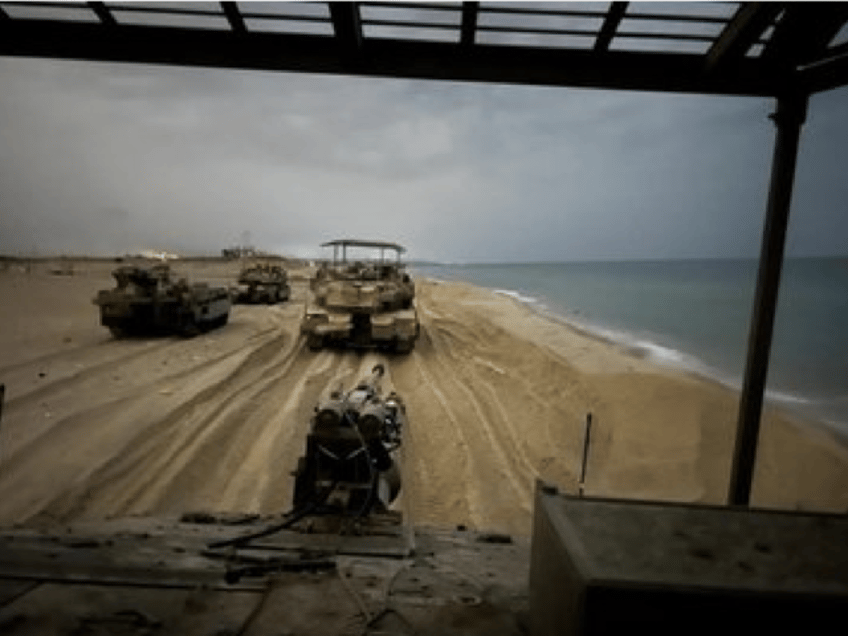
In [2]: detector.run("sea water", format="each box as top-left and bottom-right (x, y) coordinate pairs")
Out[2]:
(412, 258), (848, 433)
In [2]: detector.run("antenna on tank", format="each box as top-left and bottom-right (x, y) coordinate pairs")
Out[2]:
(578, 412), (593, 498)
(0, 384), (4, 470)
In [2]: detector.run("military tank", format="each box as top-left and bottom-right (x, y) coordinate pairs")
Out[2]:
(93, 263), (231, 337)
(301, 240), (419, 353)
(233, 263), (290, 304)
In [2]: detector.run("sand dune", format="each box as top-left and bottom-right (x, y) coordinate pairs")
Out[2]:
(0, 260), (845, 536)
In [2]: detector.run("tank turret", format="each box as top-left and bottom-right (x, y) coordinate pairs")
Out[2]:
(301, 240), (419, 353)
(93, 263), (231, 337)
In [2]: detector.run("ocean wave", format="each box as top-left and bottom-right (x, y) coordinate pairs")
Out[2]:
(493, 288), (539, 306)
(581, 325), (848, 432)
(421, 267), (848, 433)
(486, 292), (727, 391)
(592, 327), (710, 374)
(632, 339), (690, 365)
(764, 389), (813, 405)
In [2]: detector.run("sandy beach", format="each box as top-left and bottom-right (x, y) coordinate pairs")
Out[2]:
(0, 258), (846, 537)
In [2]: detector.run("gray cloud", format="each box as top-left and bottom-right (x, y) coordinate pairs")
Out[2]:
(1, 57), (846, 262)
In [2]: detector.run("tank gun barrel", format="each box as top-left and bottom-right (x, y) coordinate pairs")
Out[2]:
(294, 364), (405, 515)
(354, 363), (384, 394)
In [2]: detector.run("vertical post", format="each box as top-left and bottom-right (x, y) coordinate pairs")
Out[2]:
(578, 412), (593, 497)
(728, 91), (808, 506)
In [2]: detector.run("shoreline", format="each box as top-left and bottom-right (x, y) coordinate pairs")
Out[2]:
(413, 277), (848, 517)
(532, 297), (848, 441)
(422, 272), (848, 438)
(421, 275), (848, 458)
(510, 281), (848, 448)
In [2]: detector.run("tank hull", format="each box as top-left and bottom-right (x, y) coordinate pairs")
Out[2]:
(233, 265), (291, 304)
(94, 266), (231, 337)
(234, 282), (290, 304)
(301, 304), (419, 352)
(300, 240), (420, 353)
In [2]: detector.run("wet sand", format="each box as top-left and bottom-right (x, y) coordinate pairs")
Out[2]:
(0, 258), (846, 536)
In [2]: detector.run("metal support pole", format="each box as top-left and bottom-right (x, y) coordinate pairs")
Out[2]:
(728, 91), (808, 506)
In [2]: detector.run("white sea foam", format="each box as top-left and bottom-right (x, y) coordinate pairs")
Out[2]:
(565, 321), (690, 366)
(572, 327), (842, 429)
(764, 389), (813, 405)
(419, 262), (848, 433)
(538, 311), (724, 381)
(493, 288), (539, 306)
(632, 340), (689, 365)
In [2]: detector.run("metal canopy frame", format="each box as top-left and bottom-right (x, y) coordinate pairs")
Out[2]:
(0, 2), (847, 96)
(321, 239), (406, 265)
(2, 1), (847, 507)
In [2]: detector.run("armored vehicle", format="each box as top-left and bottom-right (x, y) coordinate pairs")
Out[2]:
(93, 263), (231, 337)
(233, 263), (290, 304)
(301, 239), (419, 353)
(0, 380), (534, 636)
(292, 364), (404, 517)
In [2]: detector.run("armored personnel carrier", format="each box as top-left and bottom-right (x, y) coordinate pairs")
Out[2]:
(233, 263), (290, 304)
(301, 239), (419, 353)
(93, 263), (231, 337)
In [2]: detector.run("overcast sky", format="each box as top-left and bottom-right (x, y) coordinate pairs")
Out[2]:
(1, 55), (847, 263)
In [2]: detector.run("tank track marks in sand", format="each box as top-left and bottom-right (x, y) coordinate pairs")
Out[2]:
(1, 277), (601, 537)
(388, 283), (596, 536)
(0, 325), (264, 462)
(31, 332), (318, 522)
(394, 322), (533, 534)
(0, 306), (292, 522)
(0, 334), (289, 524)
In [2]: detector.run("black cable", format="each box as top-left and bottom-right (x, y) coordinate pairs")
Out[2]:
(207, 479), (339, 550)
(340, 468), (380, 537)
(357, 468), (381, 520)
(206, 505), (314, 550)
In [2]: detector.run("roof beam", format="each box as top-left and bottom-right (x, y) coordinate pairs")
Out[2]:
(0, 18), (787, 97)
(595, 2), (627, 53)
(705, 2), (782, 72)
(88, 2), (116, 27)
(461, 1), (478, 47)
(762, 3), (848, 68)
(330, 2), (362, 52)
(798, 49), (848, 94)
(221, 2), (246, 33)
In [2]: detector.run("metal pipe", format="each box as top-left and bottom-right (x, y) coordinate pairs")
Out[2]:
(728, 91), (808, 506)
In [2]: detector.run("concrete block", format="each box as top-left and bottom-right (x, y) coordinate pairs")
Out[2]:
(529, 485), (848, 636)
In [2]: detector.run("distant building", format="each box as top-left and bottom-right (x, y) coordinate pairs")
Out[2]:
(222, 246), (265, 259)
